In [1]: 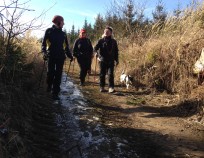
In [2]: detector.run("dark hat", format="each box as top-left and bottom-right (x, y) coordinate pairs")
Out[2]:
(105, 26), (113, 32)
(80, 29), (86, 33)
(52, 15), (64, 24)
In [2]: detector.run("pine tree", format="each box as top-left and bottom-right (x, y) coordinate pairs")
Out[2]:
(173, 1), (182, 18)
(94, 14), (105, 39)
(83, 18), (88, 30)
(69, 24), (77, 46)
(105, 12), (113, 26)
(123, 0), (136, 34)
(152, 0), (167, 23)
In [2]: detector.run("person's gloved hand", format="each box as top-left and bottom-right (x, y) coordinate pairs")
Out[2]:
(43, 52), (49, 61)
(97, 57), (101, 62)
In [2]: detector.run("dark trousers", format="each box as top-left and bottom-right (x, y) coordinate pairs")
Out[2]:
(47, 57), (65, 95)
(77, 58), (91, 83)
(99, 61), (114, 88)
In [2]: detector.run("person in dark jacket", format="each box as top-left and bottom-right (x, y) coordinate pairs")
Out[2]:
(94, 26), (119, 93)
(42, 15), (73, 100)
(73, 29), (93, 86)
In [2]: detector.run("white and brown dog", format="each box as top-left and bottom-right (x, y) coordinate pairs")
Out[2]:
(120, 70), (133, 89)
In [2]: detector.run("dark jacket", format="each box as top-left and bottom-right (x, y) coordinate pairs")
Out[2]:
(42, 25), (72, 59)
(73, 38), (93, 59)
(94, 36), (119, 63)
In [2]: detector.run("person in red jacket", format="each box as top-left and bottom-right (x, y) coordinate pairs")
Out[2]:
(73, 29), (93, 86)
(42, 15), (73, 100)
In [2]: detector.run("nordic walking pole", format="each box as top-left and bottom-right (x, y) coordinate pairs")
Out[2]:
(93, 56), (97, 86)
(65, 60), (72, 83)
(72, 58), (75, 75)
(38, 60), (46, 90)
(87, 57), (93, 83)
(114, 62), (118, 77)
(114, 62), (118, 86)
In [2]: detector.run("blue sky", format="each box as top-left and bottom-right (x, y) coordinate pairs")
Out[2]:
(28, 0), (111, 32)
(30, 0), (194, 32)
(1, 0), (201, 37)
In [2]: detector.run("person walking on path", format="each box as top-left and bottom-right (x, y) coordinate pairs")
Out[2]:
(73, 29), (93, 86)
(42, 15), (73, 100)
(94, 26), (119, 93)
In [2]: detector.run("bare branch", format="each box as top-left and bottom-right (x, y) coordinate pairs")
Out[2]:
(0, 0), (56, 40)
(0, 0), (17, 12)
(0, 6), (35, 11)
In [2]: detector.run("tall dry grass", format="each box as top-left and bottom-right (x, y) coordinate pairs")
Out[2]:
(116, 3), (204, 98)
(0, 30), (43, 157)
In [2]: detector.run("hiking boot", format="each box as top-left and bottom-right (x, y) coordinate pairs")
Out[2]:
(52, 94), (60, 100)
(80, 79), (85, 86)
(108, 87), (115, 93)
(79, 82), (85, 86)
(100, 87), (105, 92)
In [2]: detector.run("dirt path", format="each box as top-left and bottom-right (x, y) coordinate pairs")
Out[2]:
(28, 74), (141, 158)
(73, 75), (204, 158)
(27, 67), (204, 158)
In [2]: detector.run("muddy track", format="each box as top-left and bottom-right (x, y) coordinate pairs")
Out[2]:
(27, 75), (140, 158)
(26, 72), (204, 158)
(28, 97), (62, 157)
